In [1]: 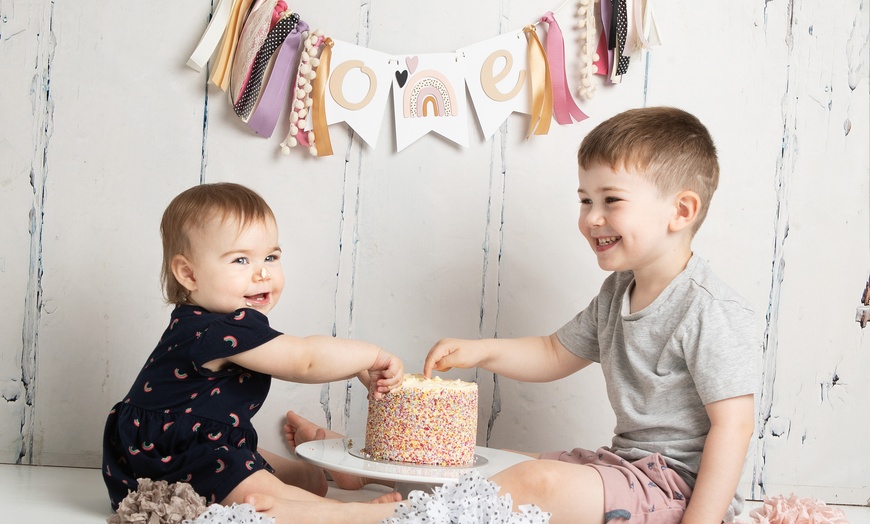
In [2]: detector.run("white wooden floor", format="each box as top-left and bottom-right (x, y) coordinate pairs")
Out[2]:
(1, 464), (867, 523)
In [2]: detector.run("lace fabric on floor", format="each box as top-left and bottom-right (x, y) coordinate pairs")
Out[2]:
(382, 471), (551, 524)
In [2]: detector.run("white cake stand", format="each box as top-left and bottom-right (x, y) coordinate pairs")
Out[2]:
(295, 437), (532, 496)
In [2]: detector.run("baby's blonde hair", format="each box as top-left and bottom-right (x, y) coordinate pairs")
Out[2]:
(578, 107), (719, 234)
(160, 183), (276, 304)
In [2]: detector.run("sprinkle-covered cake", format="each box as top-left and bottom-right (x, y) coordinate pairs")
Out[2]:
(365, 374), (478, 466)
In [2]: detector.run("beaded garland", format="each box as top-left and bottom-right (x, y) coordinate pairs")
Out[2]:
(577, 0), (599, 100)
(280, 28), (324, 156)
(365, 375), (478, 467)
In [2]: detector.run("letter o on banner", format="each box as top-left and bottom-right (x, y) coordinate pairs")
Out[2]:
(329, 59), (378, 111)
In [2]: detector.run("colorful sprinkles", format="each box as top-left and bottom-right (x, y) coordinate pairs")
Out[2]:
(365, 374), (478, 466)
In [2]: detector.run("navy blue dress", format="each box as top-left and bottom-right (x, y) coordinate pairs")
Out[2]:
(102, 305), (281, 509)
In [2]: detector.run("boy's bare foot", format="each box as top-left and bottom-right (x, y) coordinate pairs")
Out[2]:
(285, 411), (391, 491)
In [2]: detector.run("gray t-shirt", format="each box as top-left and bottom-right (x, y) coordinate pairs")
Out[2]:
(556, 255), (760, 514)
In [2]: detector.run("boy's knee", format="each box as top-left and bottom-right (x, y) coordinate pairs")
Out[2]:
(499, 460), (564, 498)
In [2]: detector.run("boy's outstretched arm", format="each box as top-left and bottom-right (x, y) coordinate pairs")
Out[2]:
(424, 333), (591, 382)
(213, 335), (404, 397)
(681, 394), (755, 524)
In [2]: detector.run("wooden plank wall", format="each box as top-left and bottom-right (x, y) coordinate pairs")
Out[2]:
(0, 0), (867, 505)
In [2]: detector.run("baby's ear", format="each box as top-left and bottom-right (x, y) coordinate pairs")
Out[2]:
(171, 254), (198, 292)
(670, 190), (700, 232)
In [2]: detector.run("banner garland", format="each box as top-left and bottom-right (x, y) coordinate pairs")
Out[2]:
(186, 0), (660, 156)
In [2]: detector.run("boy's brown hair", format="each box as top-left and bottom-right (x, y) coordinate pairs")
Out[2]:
(578, 106), (719, 234)
(160, 182), (276, 304)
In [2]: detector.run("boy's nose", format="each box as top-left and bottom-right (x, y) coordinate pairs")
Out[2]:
(584, 209), (604, 228)
(256, 267), (271, 281)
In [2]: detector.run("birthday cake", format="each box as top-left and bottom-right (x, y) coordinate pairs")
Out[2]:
(364, 374), (478, 466)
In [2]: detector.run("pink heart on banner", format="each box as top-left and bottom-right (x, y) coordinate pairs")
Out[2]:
(405, 55), (419, 74)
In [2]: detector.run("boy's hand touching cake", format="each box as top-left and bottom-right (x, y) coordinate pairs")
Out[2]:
(423, 338), (483, 377)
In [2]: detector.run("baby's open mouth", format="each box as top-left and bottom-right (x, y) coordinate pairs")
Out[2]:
(244, 293), (270, 306)
(597, 236), (621, 246)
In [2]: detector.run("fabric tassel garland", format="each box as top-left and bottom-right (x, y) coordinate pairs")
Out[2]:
(576, 0), (599, 100)
(523, 25), (554, 137)
(281, 29), (325, 156)
(247, 18), (307, 137)
(209, 0), (256, 91)
(233, 10), (300, 121)
(609, 0), (630, 83)
(228, 0), (279, 111)
(540, 12), (588, 125)
(596, 0), (612, 78)
(186, 0), (234, 73)
(310, 37), (335, 156)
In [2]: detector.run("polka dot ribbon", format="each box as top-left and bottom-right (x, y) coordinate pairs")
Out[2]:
(233, 12), (300, 120)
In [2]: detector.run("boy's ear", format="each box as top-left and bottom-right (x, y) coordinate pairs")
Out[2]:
(171, 254), (198, 292)
(670, 190), (701, 232)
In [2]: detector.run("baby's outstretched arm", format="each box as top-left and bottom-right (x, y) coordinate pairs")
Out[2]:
(424, 334), (591, 382)
(213, 335), (403, 395)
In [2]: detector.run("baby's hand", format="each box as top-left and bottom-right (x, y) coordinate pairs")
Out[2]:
(366, 349), (404, 399)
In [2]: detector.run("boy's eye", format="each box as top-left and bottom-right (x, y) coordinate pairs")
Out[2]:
(605, 196), (622, 204)
(233, 257), (249, 265)
(579, 198), (592, 205)
(265, 254), (279, 262)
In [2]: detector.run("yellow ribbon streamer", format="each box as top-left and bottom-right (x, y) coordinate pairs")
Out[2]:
(210, 0), (255, 91)
(311, 37), (334, 157)
(524, 25), (553, 137)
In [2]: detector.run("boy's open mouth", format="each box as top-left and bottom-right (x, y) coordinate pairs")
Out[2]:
(597, 236), (621, 246)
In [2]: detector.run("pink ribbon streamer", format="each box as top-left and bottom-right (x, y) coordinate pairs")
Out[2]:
(540, 12), (588, 125)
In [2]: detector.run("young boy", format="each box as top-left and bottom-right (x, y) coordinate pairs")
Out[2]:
(247, 107), (759, 524)
(424, 106), (760, 524)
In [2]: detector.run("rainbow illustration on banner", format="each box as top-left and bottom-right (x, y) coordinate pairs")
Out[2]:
(403, 69), (459, 119)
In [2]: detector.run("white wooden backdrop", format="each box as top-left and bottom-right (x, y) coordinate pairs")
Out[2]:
(1, 0), (868, 508)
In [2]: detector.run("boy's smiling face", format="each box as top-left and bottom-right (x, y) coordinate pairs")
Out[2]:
(179, 214), (285, 315)
(577, 163), (682, 276)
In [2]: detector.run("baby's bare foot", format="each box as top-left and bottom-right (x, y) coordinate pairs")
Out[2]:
(285, 411), (389, 491)
(285, 411), (344, 449)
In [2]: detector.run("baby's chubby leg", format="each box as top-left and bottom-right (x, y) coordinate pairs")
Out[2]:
(285, 410), (393, 491)
(490, 459), (605, 524)
(257, 448), (328, 496)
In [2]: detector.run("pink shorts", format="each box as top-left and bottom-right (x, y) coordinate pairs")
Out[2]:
(539, 447), (693, 524)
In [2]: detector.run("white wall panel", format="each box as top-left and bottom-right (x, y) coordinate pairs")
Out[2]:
(1, 0), (867, 506)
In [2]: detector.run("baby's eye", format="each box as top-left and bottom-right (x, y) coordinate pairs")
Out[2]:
(605, 196), (622, 204)
(579, 198), (593, 205)
(233, 257), (249, 265)
(265, 254), (280, 262)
